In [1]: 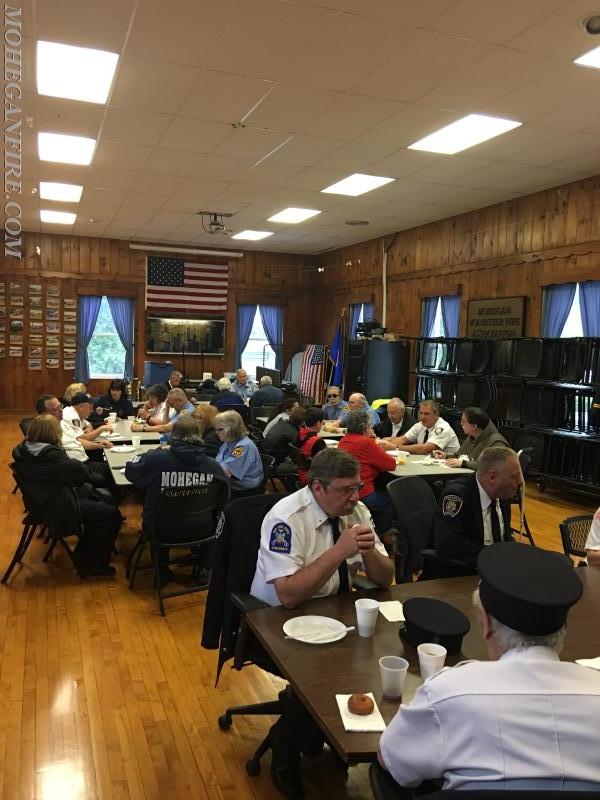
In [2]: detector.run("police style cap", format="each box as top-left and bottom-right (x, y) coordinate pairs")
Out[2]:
(477, 542), (583, 636)
(70, 392), (93, 405)
(402, 597), (471, 655)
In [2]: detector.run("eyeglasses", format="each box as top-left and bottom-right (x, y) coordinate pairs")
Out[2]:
(215, 427), (226, 432)
(326, 394), (339, 399)
(329, 481), (364, 496)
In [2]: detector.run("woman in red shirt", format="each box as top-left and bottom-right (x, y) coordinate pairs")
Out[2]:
(338, 409), (396, 535)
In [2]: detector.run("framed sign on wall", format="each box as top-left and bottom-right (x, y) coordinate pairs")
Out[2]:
(466, 296), (526, 338)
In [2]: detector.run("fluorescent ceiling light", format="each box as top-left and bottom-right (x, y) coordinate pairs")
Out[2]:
(268, 207), (321, 224)
(231, 230), (274, 241)
(321, 173), (394, 196)
(408, 114), (521, 154)
(39, 181), (83, 202)
(36, 40), (119, 104)
(38, 132), (96, 165)
(40, 209), (76, 225)
(574, 45), (600, 69)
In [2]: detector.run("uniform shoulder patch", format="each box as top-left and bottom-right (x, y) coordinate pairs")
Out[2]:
(231, 445), (245, 458)
(442, 494), (463, 517)
(269, 522), (292, 554)
(434, 426), (444, 435)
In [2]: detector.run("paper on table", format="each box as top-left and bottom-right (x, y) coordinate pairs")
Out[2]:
(379, 601), (404, 622)
(336, 693), (386, 732)
(576, 657), (600, 670)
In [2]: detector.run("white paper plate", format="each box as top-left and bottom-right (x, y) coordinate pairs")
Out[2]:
(111, 445), (136, 453)
(324, 439), (338, 447)
(283, 615), (347, 644)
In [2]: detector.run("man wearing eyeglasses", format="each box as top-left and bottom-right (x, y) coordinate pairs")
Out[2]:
(322, 385), (349, 421)
(250, 448), (393, 796)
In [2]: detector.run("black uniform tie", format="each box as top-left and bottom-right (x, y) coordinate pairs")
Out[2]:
(328, 517), (350, 594)
(423, 428), (429, 443)
(491, 500), (502, 543)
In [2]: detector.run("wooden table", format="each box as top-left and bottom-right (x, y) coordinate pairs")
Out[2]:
(104, 442), (160, 486)
(246, 568), (600, 764)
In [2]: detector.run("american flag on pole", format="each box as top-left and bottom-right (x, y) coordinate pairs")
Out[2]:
(146, 256), (228, 313)
(299, 344), (327, 404)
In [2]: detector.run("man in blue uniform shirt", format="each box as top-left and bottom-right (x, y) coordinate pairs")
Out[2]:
(321, 385), (349, 421)
(378, 542), (600, 792)
(231, 368), (256, 401)
(332, 392), (380, 428)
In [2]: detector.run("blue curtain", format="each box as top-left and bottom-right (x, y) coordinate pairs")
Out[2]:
(235, 304), (256, 368)
(421, 296), (439, 337)
(579, 281), (600, 336)
(329, 323), (344, 386)
(362, 302), (374, 322)
(259, 305), (284, 371)
(107, 297), (135, 379)
(75, 295), (102, 383)
(441, 295), (461, 338)
(349, 303), (362, 339)
(541, 283), (576, 337)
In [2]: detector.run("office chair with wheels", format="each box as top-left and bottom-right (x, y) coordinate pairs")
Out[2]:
(201, 494), (289, 777)
(369, 763), (600, 799)
(386, 476), (470, 582)
(560, 515), (594, 561)
(129, 477), (230, 615)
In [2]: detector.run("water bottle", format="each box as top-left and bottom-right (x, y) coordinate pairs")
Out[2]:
(159, 434), (169, 448)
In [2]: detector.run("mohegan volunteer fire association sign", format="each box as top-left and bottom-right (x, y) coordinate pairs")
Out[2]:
(466, 296), (525, 338)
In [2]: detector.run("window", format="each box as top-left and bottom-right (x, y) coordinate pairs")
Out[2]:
(430, 297), (446, 337)
(560, 284), (584, 337)
(88, 296), (126, 378)
(241, 306), (276, 379)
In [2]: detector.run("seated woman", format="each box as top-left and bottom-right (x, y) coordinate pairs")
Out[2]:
(263, 397), (299, 436)
(89, 378), (135, 427)
(214, 409), (263, 498)
(434, 406), (509, 469)
(137, 383), (168, 425)
(296, 407), (327, 485)
(193, 403), (221, 458)
(12, 414), (121, 577)
(338, 409), (396, 536)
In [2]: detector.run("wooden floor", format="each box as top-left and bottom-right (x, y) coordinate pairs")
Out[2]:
(0, 413), (596, 800)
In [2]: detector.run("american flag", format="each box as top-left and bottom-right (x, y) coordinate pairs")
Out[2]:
(299, 344), (327, 404)
(146, 256), (228, 313)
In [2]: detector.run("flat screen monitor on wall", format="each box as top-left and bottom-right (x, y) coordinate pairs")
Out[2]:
(256, 366), (281, 387)
(146, 316), (224, 355)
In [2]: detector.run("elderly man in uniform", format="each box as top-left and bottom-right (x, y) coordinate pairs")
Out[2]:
(379, 542), (600, 792)
(374, 397), (416, 444)
(321, 385), (349, 421)
(434, 447), (520, 572)
(390, 399), (459, 455)
(332, 392), (380, 429)
(251, 448), (393, 795)
(231, 368), (256, 401)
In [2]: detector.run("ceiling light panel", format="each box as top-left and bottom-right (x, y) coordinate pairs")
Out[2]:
(38, 132), (96, 165)
(574, 45), (600, 70)
(408, 114), (521, 155)
(37, 40), (119, 104)
(39, 181), (83, 202)
(321, 173), (395, 196)
(268, 207), (321, 223)
(231, 230), (274, 241)
(40, 209), (77, 224)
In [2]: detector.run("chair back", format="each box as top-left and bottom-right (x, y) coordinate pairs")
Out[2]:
(247, 424), (265, 449)
(19, 417), (35, 437)
(386, 476), (437, 580)
(155, 476), (230, 544)
(257, 453), (275, 493)
(517, 446), (534, 479)
(288, 443), (311, 471)
(560, 515), (593, 559)
(251, 405), (277, 426)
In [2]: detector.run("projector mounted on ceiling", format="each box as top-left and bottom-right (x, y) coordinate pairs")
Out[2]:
(197, 211), (233, 236)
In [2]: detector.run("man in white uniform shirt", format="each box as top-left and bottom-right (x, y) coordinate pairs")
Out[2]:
(392, 399), (459, 455)
(379, 542), (600, 793)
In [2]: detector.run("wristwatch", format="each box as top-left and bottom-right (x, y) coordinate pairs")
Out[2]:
(143, 424), (147, 432)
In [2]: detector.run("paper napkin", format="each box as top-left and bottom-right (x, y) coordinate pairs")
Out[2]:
(336, 693), (386, 732)
(576, 657), (600, 670)
(379, 601), (405, 622)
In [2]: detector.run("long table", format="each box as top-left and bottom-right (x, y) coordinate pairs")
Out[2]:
(246, 568), (600, 764)
(105, 442), (160, 486)
(100, 417), (161, 444)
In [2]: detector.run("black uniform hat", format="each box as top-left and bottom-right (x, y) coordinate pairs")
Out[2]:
(402, 597), (471, 655)
(70, 392), (93, 405)
(478, 542), (583, 635)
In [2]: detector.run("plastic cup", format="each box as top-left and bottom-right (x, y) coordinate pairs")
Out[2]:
(108, 413), (117, 423)
(417, 643), (447, 680)
(379, 656), (409, 699)
(355, 598), (379, 638)
(131, 436), (141, 448)
(396, 453), (407, 465)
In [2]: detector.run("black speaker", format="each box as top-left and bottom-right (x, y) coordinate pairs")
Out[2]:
(346, 339), (409, 401)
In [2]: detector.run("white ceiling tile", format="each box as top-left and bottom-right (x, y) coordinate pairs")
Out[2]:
(305, 95), (403, 139)
(534, 101), (600, 133)
(488, 166), (583, 193)
(93, 141), (152, 170)
(177, 70), (274, 123)
(267, 135), (350, 166)
(191, 155), (254, 182)
(245, 84), (343, 130)
(501, 134), (600, 167)
(241, 161), (303, 186)
(549, 150), (600, 175)
(466, 124), (566, 161)
(107, 207), (156, 227)
(143, 148), (206, 177)
(358, 106), (461, 152)
(313, 141), (391, 172)
(86, 166), (139, 191)
(102, 108), (172, 146)
(505, 0), (598, 58)
(448, 160), (535, 188)
(122, 192), (170, 211)
(404, 156), (493, 185)
(32, 94), (104, 139)
(110, 57), (203, 115)
(366, 148), (445, 178)
(130, 172), (185, 194)
(283, 167), (348, 192)
(35, 0), (136, 51)
(174, 177), (230, 198)
(158, 117), (233, 153)
(293, 0), (457, 27)
(157, 197), (206, 215)
(214, 127), (293, 160)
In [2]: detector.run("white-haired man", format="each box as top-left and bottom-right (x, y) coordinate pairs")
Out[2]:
(210, 377), (246, 413)
(231, 368), (256, 401)
(332, 392), (380, 428)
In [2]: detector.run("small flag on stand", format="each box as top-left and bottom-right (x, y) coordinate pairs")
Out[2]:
(299, 344), (327, 404)
(329, 324), (344, 387)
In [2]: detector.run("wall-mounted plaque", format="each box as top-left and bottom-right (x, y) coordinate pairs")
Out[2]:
(466, 296), (526, 339)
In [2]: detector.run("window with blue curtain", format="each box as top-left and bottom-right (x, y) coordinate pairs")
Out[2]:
(421, 295), (460, 337)
(238, 305), (284, 377)
(350, 302), (375, 338)
(540, 281), (600, 337)
(76, 295), (133, 382)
